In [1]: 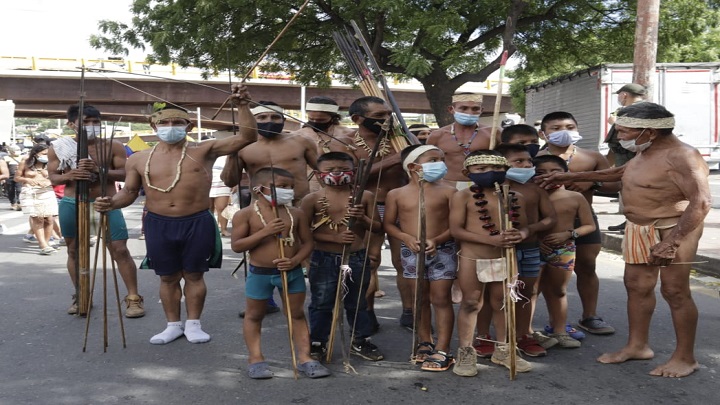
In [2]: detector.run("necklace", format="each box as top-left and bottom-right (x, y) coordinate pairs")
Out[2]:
(311, 195), (351, 231)
(451, 124), (479, 156)
(317, 126), (334, 154)
(353, 131), (390, 157)
(144, 142), (188, 193)
(253, 200), (295, 246)
(470, 185), (500, 235)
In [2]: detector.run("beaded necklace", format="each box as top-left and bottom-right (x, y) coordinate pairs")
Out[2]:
(317, 126), (334, 154)
(470, 185), (521, 234)
(253, 200), (295, 246)
(353, 131), (390, 157)
(144, 141), (188, 193)
(451, 124), (479, 156)
(311, 195), (351, 231)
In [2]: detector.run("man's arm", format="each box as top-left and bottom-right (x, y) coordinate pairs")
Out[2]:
(106, 141), (128, 182)
(220, 152), (245, 188)
(209, 86), (257, 158)
(96, 155), (141, 211)
(47, 146), (91, 185)
(536, 166), (624, 188)
(0, 160), (8, 182)
(302, 136), (319, 171)
(527, 187), (557, 237)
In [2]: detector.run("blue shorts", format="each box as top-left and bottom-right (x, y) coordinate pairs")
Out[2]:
(401, 240), (458, 281)
(58, 196), (128, 241)
(144, 210), (218, 276)
(245, 265), (306, 300)
(516, 243), (541, 278)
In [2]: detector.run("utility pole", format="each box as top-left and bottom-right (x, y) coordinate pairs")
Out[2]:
(632, 0), (661, 102)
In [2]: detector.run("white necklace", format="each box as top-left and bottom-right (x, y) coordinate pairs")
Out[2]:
(144, 142), (188, 193)
(253, 200), (295, 246)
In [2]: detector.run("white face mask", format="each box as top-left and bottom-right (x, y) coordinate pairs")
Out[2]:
(36, 156), (49, 164)
(257, 186), (294, 206)
(83, 125), (102, 140)
(619, 129), (651, 153)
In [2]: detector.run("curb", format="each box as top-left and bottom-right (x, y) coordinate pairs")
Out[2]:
(600, 231), (720, 278)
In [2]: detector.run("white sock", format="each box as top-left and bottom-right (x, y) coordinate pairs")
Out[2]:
(149, 322), (184, 345)
(184, 319), (211, 343)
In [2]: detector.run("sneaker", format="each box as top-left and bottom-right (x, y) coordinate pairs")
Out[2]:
(550, 333), (581, 348)
(138, 234), (145, 240)
(310, 342), (327, 361)
(399, 310), (413, 332)
(577, 316), (615, 335)
(545, 324), (585, 340)
(473, 334), (495, 358)
(517, 334), (547, 357)
(351, 339), (384, 361)
(58, 237), (66, 246)
(124, 295), (145, 318)
(531, 331), (559, 349)
(39, 247), (57, 255)
(607, 221), (626, 231)
(452, 346), (478, 377)
(67, 294), (78, 315)
(23, 234), (38, 243)
(491, 343), (532, 372)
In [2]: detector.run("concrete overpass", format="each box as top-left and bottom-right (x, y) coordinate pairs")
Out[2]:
(0, 57), (513, 130)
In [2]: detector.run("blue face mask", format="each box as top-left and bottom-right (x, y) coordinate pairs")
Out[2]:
(454, 112), (479, 126)
(420, 161), (447, 182)
(157, 126), (187, 144)
(525, 143), (541, 157)
(506, 167), (536, 184)
(546, 130), (582, 147)
(467, 171), (506, 189)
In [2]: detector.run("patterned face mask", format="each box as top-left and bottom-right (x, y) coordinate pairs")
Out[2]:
(317, 171), (354, 186)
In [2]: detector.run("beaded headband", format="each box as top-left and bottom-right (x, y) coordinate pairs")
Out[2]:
(150, 109), (191, 124)
(305, 102), (339, 113)
(463, 154), (508, 168)
(402, 145), (441, 173)
(250, 105), (285, 116)
(615, 115), (675, 129)
(452, 93), (483, 103)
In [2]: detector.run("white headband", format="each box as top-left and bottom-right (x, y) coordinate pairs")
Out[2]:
(250, 105), (285, 116)
(615, 115), (675, 129)
(403, 145), (441, 173)
(305, 102), (339, 113)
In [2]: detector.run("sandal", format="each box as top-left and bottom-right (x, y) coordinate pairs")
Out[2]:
(414, 342), (435, 363)
(297, 360), (331, 379)
(247, 361), (273, 379)
(421, 350), (454, 372)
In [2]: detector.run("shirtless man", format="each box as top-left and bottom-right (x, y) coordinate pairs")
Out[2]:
(536, 112), (619, 336)
(48, 105), (143, 318)
(538, 102), (711, 377)
(221, 100), (318, 204)
(427, 93), (498, 190)
(95, 90), (256, 344)
(346, 96), (405, 330)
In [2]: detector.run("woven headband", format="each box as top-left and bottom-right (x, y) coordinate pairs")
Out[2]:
(305, 102), (339, 113)
(250, 105), (285, 116)
(151, 109), (190, 124)
(403, 145), (441, 173)
(615, 115), (675, 129)
(464, 154), (508, 168)
(452, 94), (483, 103)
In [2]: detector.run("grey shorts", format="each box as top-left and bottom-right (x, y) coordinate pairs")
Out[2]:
(401, 240), (458, 281)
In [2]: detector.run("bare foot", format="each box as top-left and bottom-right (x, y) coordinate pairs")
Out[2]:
(649, 359), (699, 378)
(597, 346), (654, 364)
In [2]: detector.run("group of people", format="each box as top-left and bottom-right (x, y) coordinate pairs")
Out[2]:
(21, 82), (709, 381)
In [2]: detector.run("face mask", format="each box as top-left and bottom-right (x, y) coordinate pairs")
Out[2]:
(505, 167), (535, 184)
(454, 112), (480, 126)
(307, 121), (332, 132)
(619, 129), (651, 153)
(257, 122), (285, 138)
(360, 116), (388, 135)
(546, 130), (582, 147)
(263, 188), (294, 206)
(157, 126), (187, 144)
(83, 125), (102, 140)
(318, 171), (354, 186)
(37, 156), (49, 164)
(467, 171), (506, 189)
(525, 143), (541, 157)
(419, 161), (447, 182)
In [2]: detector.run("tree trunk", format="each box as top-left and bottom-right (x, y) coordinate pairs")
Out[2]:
(632, 0), (660, 102)
(419, 74), (462, 127)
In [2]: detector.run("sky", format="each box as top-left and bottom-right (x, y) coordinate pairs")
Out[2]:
(2, 0), (144, 59)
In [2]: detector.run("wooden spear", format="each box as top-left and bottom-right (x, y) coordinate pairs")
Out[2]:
(489, 50), (509, 150)
(76, 65), (91, 316)
(496, 183), (518, 380)
(411, 179), (427, 362)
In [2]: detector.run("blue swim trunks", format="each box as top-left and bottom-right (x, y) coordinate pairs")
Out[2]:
(245, 265), (306, 300)
(516, 242), (541, 278)
(401, 240), (458, 281)
(58, 196), (128, 241)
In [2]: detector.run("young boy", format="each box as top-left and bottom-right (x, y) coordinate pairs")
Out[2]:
(231, 167), (330, 379)
(474, 142), (559, 358)
(533, 155), (597, 348)
(299, 152), (384, 362)
(384, 145), (457, 371)
(450, 150), (532, 377)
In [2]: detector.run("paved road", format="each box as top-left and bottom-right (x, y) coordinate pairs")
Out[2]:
(710, 170), (720, 208)
(0, 199), (719, 404)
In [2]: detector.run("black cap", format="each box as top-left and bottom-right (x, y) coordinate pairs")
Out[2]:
(615, 83), (646, 96)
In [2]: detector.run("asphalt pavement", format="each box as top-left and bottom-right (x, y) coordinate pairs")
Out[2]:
(0, 196), (719, 404)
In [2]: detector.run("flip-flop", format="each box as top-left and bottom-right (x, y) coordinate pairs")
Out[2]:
(421, 351), (455, 372)
(414, 342), (435, 363)
(297, 360), (331, 379)
(248, 361), (273, 379)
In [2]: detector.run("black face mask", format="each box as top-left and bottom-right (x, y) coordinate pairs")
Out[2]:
(525, 143), (541, 158)
(257, 122), (285, 138)
(306, 121), (332, 132)
(360, 116), (389, 135)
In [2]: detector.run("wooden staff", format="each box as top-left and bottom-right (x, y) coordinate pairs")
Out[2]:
(269, 162), (298, 379)
(75, 66), (91, 316)
(489, 50), (509, 150)
(496, 183), (518, 380)
(410, 179), (427, 361)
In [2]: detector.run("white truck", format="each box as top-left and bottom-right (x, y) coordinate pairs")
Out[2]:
(525, 63), (720, 169)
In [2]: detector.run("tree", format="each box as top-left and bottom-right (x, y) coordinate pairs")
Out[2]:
(92, 1), (659, 125)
